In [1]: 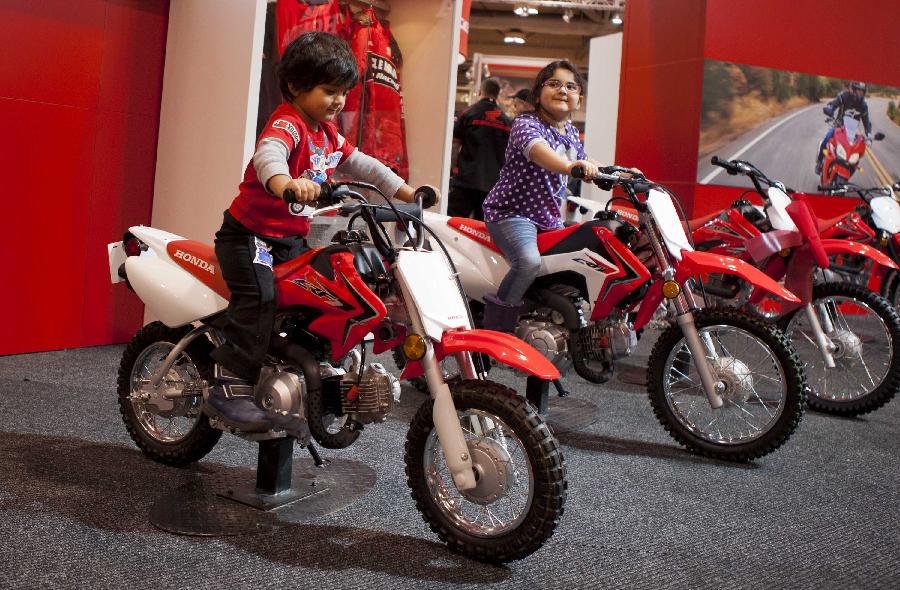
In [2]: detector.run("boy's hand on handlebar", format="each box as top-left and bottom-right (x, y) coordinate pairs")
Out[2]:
(280, 177), (321, 204)
(570, 160), (599, 180)
(414, 185), (441, 209)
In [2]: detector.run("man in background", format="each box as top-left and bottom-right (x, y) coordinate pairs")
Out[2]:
(448, 78), (512, 219)
(510, 88), (534, 117)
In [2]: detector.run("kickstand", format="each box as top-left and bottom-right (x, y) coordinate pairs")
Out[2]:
(307, 443), (328, 468)
(552, 379), (569, 397)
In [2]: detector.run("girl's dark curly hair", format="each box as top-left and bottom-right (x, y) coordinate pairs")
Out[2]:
(277, 32), (359, 100)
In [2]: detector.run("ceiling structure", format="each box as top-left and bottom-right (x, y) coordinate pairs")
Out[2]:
(466, 0), (625, 68)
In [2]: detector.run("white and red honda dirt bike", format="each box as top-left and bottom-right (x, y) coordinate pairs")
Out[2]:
(406, 167), (808, 461)
(107, 182), (567, 563)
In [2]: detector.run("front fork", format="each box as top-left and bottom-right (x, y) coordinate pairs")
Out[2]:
(804, 303), (837, 367)
(396, 284), (477, 492)
(642, 211), (724, 408)
(671, 288), (725, 409)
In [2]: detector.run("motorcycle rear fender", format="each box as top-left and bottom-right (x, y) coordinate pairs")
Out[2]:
(821, 239), (899, 270)
(399, 329), (561, 381)
(676, 250), (800, 303)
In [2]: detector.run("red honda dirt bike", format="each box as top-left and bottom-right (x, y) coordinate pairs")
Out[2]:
(401, 167), (808, 462)
(693, 158), (900, 416)
(813, 182), (900, 306)
(107, 182), (567, 562)
(820, 114), (885, 189)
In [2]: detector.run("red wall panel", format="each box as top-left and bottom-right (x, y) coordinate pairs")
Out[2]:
(0, 1), (168, 355)
(617, 0), (707, 211)
(0, 2), (106, 108)
(0, 100), (95, 354)
(705, 0), (900, 85)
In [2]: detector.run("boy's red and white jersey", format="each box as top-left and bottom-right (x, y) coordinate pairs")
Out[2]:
(229, 102), (355, 238)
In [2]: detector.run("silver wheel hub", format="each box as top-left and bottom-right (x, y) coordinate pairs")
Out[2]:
(130, 342), (203, 443)
(711, 356), (753, 404)
(828, 329), (862, 359)
(459, 438), (515, 505)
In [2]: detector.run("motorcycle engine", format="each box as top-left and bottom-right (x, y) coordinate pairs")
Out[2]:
(516, 313), (572, 371)
(341, 363), (401, 424)
(254, 368), (310, 443)
(579, 318), (637, 361)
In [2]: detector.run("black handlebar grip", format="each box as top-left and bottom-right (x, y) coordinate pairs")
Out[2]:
(570, 165), (585, 179)
(414, 185), (438, 209)
(282, 188), (297, 204)
(710, 156), (723, 166)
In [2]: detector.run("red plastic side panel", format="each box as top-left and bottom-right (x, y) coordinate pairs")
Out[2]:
(536, 223), (582, 253)
(677, 250), (799, 303)
(633, 280), (664, 331)
(442, 329), (560, 380)
(589, 227), (651, 321)
(166, 240), (231, 300)
(821, 239), (899, 270)
(447, 218), (501, 253)
(276, 251), (387, 360)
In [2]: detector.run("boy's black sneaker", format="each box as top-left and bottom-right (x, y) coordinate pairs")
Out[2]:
(207, 366), (270, 431)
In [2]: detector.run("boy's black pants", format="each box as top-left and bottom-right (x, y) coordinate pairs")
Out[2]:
(210, 211), (308, 382)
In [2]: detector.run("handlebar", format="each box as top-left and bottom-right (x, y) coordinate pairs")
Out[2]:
(709, 156), (798, 200)
(282, 180), (432, 252)
(570, 165), (652, 194)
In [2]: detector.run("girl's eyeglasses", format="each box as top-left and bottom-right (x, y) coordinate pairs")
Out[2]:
(543, 79), (581, 94)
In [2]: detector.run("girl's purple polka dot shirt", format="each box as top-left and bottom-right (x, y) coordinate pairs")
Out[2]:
(482, 113), (586, 231)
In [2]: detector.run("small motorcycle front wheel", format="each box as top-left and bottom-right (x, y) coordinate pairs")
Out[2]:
(647, 308), (806, 461)
(117, 322), (222, 466)
(405, 380), (566, 563)
(779, 282), (900, 416)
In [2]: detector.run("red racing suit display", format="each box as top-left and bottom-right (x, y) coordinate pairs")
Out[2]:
(340, 8), (409, 179)
(276, 0), (348, 56)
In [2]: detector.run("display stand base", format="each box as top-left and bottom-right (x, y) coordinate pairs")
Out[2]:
(149, 440), (375, 536)
(545, 395), (602, 435)
(616, 362), (648, 385)
(525, 376), (601, 434)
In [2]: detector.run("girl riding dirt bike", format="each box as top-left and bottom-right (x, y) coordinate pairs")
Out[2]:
(399, 167), (809, 462)
(692, 158), (900, 417)
(107, 182), (568, 563)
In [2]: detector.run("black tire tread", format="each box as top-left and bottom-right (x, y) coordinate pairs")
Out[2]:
(647, 308), (806, 461)
(117, 322), (222, 467)
(405, 379), (566, 563)
(778, 282), (900, 416)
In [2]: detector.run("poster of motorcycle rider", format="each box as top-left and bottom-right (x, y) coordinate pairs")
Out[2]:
(696, 60), (900, 194)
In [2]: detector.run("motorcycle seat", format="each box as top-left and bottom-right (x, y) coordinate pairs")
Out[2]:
(684, 210), (722, 231)
(816, 213), (849, 234)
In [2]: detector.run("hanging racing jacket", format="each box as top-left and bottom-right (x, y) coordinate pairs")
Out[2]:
(340, 8), (409, 179)
(276, 0), (348, 56)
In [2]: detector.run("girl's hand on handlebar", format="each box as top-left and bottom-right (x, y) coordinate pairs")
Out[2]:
(570, 160), (599, 180)
(280, 177), (321, 203)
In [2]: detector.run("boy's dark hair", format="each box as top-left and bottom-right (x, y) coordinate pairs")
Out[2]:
(481, 78), (501, 99)
(277, 32), (359, 100)
(530, 60), (585, 110)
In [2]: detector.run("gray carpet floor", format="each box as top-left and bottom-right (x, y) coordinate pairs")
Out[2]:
(0, 332), (897, 589)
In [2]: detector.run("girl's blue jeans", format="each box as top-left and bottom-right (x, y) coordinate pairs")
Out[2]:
(486, 217), (542, 305)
